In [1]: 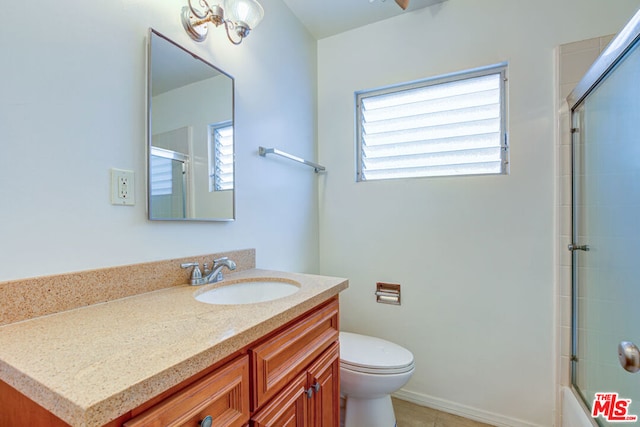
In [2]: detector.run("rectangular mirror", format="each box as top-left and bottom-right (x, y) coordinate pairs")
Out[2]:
(147, 29), (235, 221)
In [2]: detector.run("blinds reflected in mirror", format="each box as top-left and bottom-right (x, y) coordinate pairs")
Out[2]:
(150, 146), (188, 196)
(150, 156), (173, 196)
(211, 123), (234, 191)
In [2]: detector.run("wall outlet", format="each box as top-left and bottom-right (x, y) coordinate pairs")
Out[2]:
(111, 168), (135, 206)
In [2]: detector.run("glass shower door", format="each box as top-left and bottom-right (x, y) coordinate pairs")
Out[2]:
(149, 147), (188, 219)
(571, 34), (640, 424)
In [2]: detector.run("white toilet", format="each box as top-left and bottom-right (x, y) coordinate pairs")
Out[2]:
(339, 331), (415, 427)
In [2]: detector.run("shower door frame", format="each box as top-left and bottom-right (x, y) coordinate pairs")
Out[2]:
(567, 12), (640, 109)
(567, 9), (640, 416)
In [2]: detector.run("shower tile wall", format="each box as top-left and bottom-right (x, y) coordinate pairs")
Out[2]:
(555, 34), (613, 412)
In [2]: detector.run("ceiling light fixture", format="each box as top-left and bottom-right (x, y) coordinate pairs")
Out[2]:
(181, 0), (264, 45)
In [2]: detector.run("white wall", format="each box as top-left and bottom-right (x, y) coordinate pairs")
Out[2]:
(317, 1), (640, 426)
(0, 0), (318, 281)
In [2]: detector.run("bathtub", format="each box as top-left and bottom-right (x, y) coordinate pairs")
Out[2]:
(562, 387), (597, 427)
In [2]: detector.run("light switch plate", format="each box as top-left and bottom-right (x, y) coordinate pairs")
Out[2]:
(111, 168), (135, 206)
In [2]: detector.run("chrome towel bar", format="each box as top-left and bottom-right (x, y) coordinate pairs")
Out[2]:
(258, 146), (326, 173)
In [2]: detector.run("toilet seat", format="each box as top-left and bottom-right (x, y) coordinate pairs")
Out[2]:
(339, 332), (415, 375)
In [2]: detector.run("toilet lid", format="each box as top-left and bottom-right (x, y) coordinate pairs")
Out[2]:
(339, 332), (415, 374)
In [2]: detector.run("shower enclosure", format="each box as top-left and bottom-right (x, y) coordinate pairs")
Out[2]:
(568, 10), (640, 424)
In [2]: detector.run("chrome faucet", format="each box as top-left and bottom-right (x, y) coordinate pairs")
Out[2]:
(206, 257), (236, 283)
(181, 257), (237, 286)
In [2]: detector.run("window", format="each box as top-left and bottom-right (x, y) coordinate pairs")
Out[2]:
(210, 122), (234, 191)
(356, 64), (508, 181)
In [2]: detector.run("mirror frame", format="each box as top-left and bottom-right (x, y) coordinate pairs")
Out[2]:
(147, 28), (235, 222)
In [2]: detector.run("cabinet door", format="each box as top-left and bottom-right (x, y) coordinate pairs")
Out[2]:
(251, 299), (339, 409)
(124, 355), (250, 427)
(251, 373), (307, 427)
(307, 343), (340, 427)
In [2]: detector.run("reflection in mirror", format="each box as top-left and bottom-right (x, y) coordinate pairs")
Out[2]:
(148, 29), (235, 221)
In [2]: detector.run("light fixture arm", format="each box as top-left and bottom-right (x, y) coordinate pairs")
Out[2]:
(187, 0), (211, 19)
(223, 20), (244, 45)
(182, 0), (263, 44)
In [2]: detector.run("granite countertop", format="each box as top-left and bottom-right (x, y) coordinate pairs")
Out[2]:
(0, 269), (348, 427)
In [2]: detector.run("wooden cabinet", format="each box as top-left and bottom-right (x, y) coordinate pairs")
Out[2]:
(250, 298), (339, 410)
(307, 343), (340, 427)
(250, 298), (340, 427)
(251, 343), (340, 427)
(0, 380), (71, 427)
(251, 343), (339, 427)
(123, 354), (250, 427)
(251, 373), (308, 427)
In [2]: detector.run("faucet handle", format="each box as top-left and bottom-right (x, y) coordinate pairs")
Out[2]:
(180, 262), (202, 283)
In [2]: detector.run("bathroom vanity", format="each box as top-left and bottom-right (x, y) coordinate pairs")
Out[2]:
(123, 298), (339, 427)
(0, 260), (347, 427)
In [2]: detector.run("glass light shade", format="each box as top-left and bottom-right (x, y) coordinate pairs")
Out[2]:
(224, 0), (264, 29)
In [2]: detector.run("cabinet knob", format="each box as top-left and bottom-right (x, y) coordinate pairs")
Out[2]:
(305, 383), (321, 398)
(200, 415), (213, 427)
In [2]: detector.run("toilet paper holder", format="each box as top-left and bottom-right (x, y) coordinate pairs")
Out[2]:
(375, 282), (401, 305)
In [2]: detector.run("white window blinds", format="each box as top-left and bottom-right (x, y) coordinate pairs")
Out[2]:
(150, 155), (173, 196)
(211, 124), (234, 191)
(356, 64), (508, 181)
(150, 146), (187, 196)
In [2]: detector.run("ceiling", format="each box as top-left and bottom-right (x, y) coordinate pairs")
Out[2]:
(281, 0), (448, 39)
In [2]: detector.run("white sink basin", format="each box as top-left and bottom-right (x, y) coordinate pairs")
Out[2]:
(195, 280), (300, 305)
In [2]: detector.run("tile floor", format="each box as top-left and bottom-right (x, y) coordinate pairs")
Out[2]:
(392, 398), (494, 427)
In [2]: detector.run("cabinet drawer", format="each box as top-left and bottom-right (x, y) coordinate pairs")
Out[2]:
(251, 298), (339, 409)
(124, 355), (249, 427)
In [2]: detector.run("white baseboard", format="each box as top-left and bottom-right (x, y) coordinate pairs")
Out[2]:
(393, 389), (545, 427)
